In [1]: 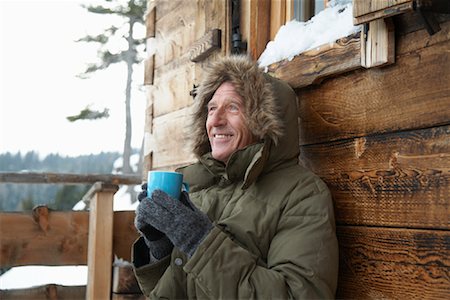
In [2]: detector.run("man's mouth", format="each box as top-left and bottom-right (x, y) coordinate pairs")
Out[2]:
(214, 134), (233, 139)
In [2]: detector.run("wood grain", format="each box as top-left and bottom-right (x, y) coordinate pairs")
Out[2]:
(0, 172), (141, 185)
(0, 211), (138, 267)
(297, 31), (450, 145)
(0, 285), (86, 300)
(336, 225), (450, 299)
(267, 32), (361, 89)
(152, 108), (197, 169)
(189, 28), (221, 62)
(300, 125), (450, 229)
(353, 0), (413, 24)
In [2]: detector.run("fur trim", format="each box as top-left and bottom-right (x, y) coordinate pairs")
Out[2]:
(191, 55), (284, 158)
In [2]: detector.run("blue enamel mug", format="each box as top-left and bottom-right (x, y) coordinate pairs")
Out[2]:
(147, 171), (188, 200)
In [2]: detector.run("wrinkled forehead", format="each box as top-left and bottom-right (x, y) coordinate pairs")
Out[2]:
(209, 81), (244, 103)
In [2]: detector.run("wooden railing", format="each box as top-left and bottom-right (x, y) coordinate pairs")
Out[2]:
(0, 172), (144, 299)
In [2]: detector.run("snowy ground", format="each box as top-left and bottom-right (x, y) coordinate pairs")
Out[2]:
(0, 0), (358, 290)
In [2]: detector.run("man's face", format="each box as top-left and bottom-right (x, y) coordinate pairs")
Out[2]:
(206, 82), (256, 163)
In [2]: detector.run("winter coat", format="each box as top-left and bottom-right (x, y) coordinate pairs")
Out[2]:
(132, 55), (339, 299)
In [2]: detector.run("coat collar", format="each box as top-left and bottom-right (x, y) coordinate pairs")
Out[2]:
(199, 140), (270, 190)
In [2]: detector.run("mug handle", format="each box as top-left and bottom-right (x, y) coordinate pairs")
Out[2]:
(182, 182), (190, 193)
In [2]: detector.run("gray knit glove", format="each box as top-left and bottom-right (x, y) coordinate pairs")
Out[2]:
(135, 184), (174, 259)
(145, 189), (213, 258)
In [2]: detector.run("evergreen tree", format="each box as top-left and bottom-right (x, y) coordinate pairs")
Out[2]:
(69, 0), (147, 175)
(52, 185), (90, 211)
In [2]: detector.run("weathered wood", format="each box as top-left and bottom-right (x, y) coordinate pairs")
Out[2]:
(144, 56), (154, 85)
(361, 18), (395, 68)
(267, 32), (361, 89)
(0, 172), (141, 185)
(113, 265), (142, 294)
(0, 210), (89, 267)
(353, 0), (413, 25)
(113, 211), (140, 262)
(152, 55), (195, 117)
(300, 125), (450, 229)
(249, 0), (271, 60)
(297, 26), (450, 145)
(0, 284), (86, 300)
(82, 181), (119, 204)
(152, 108), (197, 169)
(336, 225), (450, 299)
(394, 11), (450, 36)
(86, 187), (115, 299)
(145, 5), (155, 38)
(0, 210), (138, 267)
(270, 0), (286, 40)
(203, 0), (230, 57)
(153, 0), (199, 68)
(189, 28), (221, 62)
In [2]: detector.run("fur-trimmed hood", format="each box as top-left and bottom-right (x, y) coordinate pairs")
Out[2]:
(191, 55), (299, 170)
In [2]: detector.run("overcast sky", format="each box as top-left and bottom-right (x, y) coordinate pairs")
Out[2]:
(0, 0), (146, 157)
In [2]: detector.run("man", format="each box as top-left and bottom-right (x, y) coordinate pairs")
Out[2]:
(133, 55), (339, 299)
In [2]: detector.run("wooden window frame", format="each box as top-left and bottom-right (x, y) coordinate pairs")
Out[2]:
(243, 0), (402, 90)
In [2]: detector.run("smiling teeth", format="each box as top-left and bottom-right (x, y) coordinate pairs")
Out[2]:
(215, 134), (231, 138)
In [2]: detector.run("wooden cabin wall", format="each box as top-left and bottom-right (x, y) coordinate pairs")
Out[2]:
(297, 15), (450, 299)
(143, 0), (230, 174)
(142, 0), (449, 297)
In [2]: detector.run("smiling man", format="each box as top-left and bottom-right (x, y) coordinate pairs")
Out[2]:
(133, 55), (339, 299)
(206, 81), (256, 163)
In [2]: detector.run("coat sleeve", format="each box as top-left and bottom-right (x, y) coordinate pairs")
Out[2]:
(183, 180), (339, 299)
(132, 237), (171, 297)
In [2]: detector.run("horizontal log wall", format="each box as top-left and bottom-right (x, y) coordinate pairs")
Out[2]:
(293, 16), (450, 299)
(147, 0), (228, 171)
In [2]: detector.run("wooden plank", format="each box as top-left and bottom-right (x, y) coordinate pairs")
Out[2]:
(0, 210), (89, 267)
(249, 0), (271, 60)
(267, 32), (361, 89)
(353, 0), (413, 25)
(361, 18), (395, 68)
(297, 30), (450, 145)
(300, 125), (450, 229)
(152, 55), (195, 117)
(153, 0), (184, 22)
(154, 0), (199, 67)
(113, 211), (140, 262)
(336, 225), (450, 299)
(144, 56), (154, 85)
(189, 28), (221, 62)
(0, 172), (141, 185)
(270, 0), (286, 40)
(0, 210), (138, 267)
(145, 5), (155, 38)
(396, 17), (450, 54)
(285, 0), (294, 23)
(86, 185), (117, 299)
(0, 284), (85, 300)
(152, 108), (197, 170)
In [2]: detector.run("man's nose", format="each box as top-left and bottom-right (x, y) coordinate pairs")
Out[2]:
(209, 107), (226, 126)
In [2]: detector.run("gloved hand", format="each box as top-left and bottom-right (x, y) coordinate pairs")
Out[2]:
(135, 183), (173, 259)
(145, 189), (213, 258)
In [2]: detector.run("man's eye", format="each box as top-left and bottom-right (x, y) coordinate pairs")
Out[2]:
(207, 106), (216, 113)
(228, 104), (239, 112)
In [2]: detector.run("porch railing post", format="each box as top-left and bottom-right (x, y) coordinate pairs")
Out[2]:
(83, 182), (119, 300)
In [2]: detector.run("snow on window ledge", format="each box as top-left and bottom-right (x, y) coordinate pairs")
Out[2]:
(257, 0), (363, 89)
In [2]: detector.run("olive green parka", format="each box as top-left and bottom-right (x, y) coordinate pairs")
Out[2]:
(132, 55), (339, 299)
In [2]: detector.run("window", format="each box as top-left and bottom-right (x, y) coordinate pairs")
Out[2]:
(293, 0), (328, 22)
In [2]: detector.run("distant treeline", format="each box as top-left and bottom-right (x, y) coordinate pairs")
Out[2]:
(0, 151), (124, 211)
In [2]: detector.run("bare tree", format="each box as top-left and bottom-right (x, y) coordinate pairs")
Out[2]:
(69, 0), (146, 175)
